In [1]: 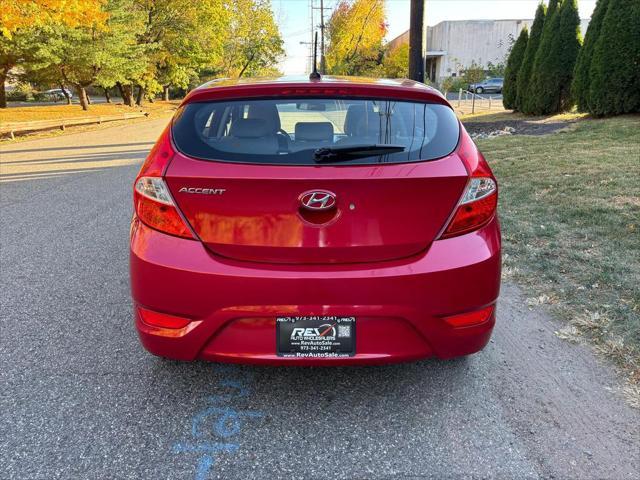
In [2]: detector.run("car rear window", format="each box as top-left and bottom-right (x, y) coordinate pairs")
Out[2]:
(171, 97), (460, 165)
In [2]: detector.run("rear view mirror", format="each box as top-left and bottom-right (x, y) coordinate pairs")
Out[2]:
(296, 102), (326, 111)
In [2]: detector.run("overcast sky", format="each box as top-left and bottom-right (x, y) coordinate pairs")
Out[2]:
(273, 0), (597, 75)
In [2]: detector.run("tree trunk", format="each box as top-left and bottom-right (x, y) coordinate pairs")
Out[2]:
(117, 82), (134, 106)
(238, 52), (256, 78)
(77, 86), (89, 111)
(0, 74), (7, 109)
(60, 83), (72, 105)
(116, 82), (126, 104)
(135, 85), (144, 106)
(104, 88), (111, 103)
(86, 92), (92, 105)
(126, 85), (134, 106)
(0, 68), (9, 108)
(163, 86), (170, 101)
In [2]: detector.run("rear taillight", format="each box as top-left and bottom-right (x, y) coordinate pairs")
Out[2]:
(133, 128), (193, 239)
(443, 305), (495, 328)
(138, 306), (191, 329)
(440, 135), (497, 239)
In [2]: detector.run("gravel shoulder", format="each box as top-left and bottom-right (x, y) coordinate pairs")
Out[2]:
(464, 119), (572, 137)
(1, 121), (638, 479)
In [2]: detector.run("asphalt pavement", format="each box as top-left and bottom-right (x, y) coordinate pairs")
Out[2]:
(1, 119), (638, 480)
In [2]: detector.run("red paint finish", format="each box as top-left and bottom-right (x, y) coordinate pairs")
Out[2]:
(165, 150), (468, 264)
(181, 75), (450, 107)
(130, 75), (501, 365)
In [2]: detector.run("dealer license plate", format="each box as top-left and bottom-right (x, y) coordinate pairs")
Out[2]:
(276, 316), (356, 358)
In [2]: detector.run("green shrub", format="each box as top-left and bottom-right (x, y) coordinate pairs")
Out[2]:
(503, 27), (528, 110)
(462, 61), (485, 85)
(440, 76), (467, 93)
(588, 0), (640, 116)
(6, 90), (27, 101)
(5, 83), (35, 102)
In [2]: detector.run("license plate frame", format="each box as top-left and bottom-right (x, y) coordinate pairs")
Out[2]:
(276, 316), (356, 358)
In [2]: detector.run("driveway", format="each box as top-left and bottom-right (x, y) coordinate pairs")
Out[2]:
(1, 120), (638, 480)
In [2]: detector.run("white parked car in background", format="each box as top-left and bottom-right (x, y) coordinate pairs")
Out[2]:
(43, 88), (73, 100)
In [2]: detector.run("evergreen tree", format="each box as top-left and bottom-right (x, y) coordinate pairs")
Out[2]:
(503, 27), (528, 110)
(528, 0), (581, 114)
(527, 0), (561, 114)
(555, 0), (582, 112)
(572, 0), (610, 112)
(516, 3), (546, 113)
(588, 0), (640, 116)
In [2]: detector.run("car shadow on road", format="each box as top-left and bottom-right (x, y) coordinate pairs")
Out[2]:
(147, 354), (475, 408)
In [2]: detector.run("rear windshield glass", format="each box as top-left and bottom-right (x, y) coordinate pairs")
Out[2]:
(171, 98), (460, 165)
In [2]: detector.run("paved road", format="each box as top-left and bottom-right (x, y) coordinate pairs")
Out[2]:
(1, 120), (638, 480)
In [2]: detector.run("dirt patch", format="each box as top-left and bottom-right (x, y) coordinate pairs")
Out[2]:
(464, 119), (573, 138)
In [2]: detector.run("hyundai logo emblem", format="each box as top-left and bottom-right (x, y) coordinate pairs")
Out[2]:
(299, 190), (337, 211)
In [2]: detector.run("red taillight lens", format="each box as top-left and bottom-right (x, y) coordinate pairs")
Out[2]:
(441, 178), (497, 238)
(134, 177), (193, 238)
(441, 138), (498, 239)
(138, 306), (191, 329)
(133, 129), (193, 239)
(443, 305), (495, 328)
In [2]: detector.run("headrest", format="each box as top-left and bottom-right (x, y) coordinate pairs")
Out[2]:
(344, 104), (381, 137)
(229, 118), (270, 138)
(247, 104), (281, 132)
(344, 105), (365, 136)
(295, 122), (334, 142)
(355, 115), (381, 137)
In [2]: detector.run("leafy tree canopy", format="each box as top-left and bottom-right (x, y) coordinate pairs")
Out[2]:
(326, 0), (387, 76)
(0, 0), (107, 38)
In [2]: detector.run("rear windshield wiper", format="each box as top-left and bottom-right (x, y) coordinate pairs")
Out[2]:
(313, 144), (406, 163)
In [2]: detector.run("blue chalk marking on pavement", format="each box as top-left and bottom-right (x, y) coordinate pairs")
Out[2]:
(172, 442), (240, 454)
(172, 366), (264, 479)
(192, 406), (263, 438)
(195, 456), (215, 480)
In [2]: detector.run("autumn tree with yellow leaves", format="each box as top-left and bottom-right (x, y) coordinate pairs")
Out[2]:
(0, 0), (283, 109)
(325, 0), (387, 76)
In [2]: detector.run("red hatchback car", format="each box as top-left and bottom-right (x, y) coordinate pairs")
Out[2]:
(130, 76), (501, 365)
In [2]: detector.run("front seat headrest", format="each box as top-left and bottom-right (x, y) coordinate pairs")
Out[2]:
(295, 122), (334, 142)
(247, 104), (281, 132)
(229, 118), (270, 138)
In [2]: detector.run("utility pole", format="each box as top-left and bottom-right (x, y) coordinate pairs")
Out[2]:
(408, 0), (426, 83)
(311, 0), (330, 74)
(320, 0), (326, 74)
(309, 0), (315, 73)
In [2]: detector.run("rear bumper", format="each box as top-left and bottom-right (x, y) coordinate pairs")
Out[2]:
(130, 217), (501, 365)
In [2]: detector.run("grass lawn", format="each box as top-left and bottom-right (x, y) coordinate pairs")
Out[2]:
(476, 115), (640, 381)
(0, 100), (180, 124)
(0, 101), (181, 142)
